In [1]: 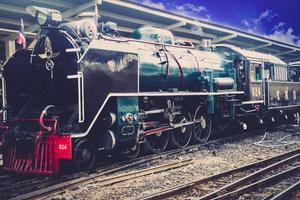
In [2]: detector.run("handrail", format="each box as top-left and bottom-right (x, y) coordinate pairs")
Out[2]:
(67, 71), (85, 123)
(0, 106), (10, 114)
(39, 105), (55, 132)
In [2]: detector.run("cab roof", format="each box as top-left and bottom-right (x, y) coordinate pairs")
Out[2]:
(214, 44), (287, 66)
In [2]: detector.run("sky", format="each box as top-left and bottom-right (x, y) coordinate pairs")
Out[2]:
(131, 0), (300, 46)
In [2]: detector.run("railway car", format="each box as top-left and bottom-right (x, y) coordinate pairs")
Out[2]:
(0, 6), (300, 175)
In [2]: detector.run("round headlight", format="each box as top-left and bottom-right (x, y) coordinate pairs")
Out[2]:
(36, 12), (47, 26)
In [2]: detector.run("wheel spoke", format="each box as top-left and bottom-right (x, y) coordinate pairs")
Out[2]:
(170, 109), (192, 148)
(144, 132), (170, 154)
(193, 106), (212, 143)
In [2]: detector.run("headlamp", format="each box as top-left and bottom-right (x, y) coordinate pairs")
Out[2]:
(26, 6), (62, 26)
(36, 12), (47, 26)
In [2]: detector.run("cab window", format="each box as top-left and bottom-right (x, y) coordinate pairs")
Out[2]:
(273, 65), (288, 81)
(289, 67), (300, 82)
(264, 62), (273, 80)
(250, 62), (262, 81)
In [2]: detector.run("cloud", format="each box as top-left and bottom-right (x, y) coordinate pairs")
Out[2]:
(254, 10), (277, 24)
(242, 10), (277, 32)
(174, 3), (207, 16)
(242, 10), (300, 46)
(170, 3), (209, 20)
(266, 25), (300, 46)
(204, 14), (211, 21)
(271, 22), (285, 31)
(241, 19), (250, 27)
(140, 0), (165, 10)
(131, 0), (210, 21)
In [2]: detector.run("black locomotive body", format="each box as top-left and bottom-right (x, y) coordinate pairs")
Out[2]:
(1, 6), (300, 175)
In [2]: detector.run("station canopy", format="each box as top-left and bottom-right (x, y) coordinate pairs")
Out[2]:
(0, 0), (299, 63)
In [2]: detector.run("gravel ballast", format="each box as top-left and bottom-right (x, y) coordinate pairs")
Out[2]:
(48, 129), (300, 200)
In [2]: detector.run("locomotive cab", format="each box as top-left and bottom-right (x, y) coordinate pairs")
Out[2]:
(214, 45), (300, 129)
(213, 45), (295, 104)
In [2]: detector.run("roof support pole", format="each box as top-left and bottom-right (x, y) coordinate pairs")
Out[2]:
(248, 43), (272, 50)
(117, 26), (200, 43)
(275, 49), (297, 56)
(286, 57), (300, 62)
(211, 34), (237, 44)
(0, 17), (33, 27)
(0, 3), (26, 14)
(100, 10), (215, 38)
(28, 39), (37, 49)
(5, 40), (15, 60)
(289, 61), (300, 66)
(0, 28), (36, 39)
(164, 21), (186, 30)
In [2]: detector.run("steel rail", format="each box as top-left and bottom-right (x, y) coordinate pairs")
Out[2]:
(270, 180), (300, 200)
(10, 159), (193, 200)
(210, 165), (300, 200)
(136, 148), (300, 200)
(0, 153), (168, 196)
(198, 154), (300, 200)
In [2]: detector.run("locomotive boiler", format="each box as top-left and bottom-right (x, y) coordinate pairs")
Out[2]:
(1, 6), (299, 175)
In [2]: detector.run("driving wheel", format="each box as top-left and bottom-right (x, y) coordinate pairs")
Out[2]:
(192, 106), (212, 143)
(124, 143), (141, 159)
(144, 131), (170, 154)
(73, 139), (96, 171)
(170, 109), (193, 148)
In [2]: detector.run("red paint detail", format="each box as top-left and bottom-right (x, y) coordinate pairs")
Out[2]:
(168, 52), (184, 89)
(2, 119), (72, 175)
(255, 104), (260, 112)
(144, 125), (174, 136)
(144, 121), (160, 128)
(164, 47), (185, 89)
(155, 45), (170, 89)
(54, 135), (72, 160)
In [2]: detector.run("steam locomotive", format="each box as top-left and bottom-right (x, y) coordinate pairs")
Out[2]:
(1, 6), (300, 175)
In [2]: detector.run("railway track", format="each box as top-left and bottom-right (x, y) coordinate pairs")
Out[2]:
(0, 129), (263, 199)
(136, 148), (300, 200)
(0, 151), (184, 200)
(273, 181), (300, 200)
(10, 159), (192, 200)
(1, 127), (293, 199)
